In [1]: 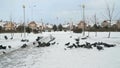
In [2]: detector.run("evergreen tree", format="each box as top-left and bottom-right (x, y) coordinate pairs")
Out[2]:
(0, 26), (2, 30)
(26, 27), (32, 33)
(53, 24), (57, 31)
(0, 26), (2, 33)
(93, 24), (98, 29)
(58, 24), (63, 31)
(16, 25), (24, 32)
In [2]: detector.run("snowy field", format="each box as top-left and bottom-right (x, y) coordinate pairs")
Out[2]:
(0, 32), (120, 68)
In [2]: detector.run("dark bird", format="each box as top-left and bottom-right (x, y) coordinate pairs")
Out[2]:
(21, 44), (27, 48)
(4, 36), (8, 40)
(64, 48), (67, 50)
(81, 37), (87, 40)
(3, 51), (6, 54)
(36, 36), (42, 41)
(97, 46), (103, 51)
(36, 45), (40, 47)
(2, 46), (6, 49)
(75, 38), (79, 41)
(38, 41), (41, 46)
(21, 39), (26, 42)
(33, 42), (36, 45)
(26, 40), (29, 42)
(65, 42), (70, 46)
(8, 45), (11, 48)
(0, 45), (6, 49)
(103, 43), (116, 48)
(86, 42), (90, 46)
(51, 42), (56, 45)
(10, 37), (13, 40)
(57, 43), (59, 45)
(91, 42), (97, 47)
(73, 43), (77, 48)
(67, 45), (73, 49)
(70, 36), (72, 38)
(46, 42), (50, 46)
(76, 41), (79, 45)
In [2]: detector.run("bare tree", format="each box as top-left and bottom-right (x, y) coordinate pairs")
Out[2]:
(86, 18), (90, 37)
(94, 14), (97, 37)
(105, 3), (115, 38)
(81, 4), (86, 36)
(10, 13), (14, 39)
(90, 14), (98, 37)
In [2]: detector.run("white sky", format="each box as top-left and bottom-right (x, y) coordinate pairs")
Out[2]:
(0, 0), (120, 24)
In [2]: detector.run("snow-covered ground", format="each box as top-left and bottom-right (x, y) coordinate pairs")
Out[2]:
(0, 32), (120, 68)
(0, 32), (54, 54)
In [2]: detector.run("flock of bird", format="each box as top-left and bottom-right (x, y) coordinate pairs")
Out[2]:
(0, 35), (117, 55)
(21, 36), (56, 48)
(0, 36), (13, 54)
(0, 35), (56, 54)
(65, 36), (116, 51)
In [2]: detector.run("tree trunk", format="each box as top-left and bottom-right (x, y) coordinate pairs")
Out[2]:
(88, 31), (89, 37)
(108, 31), (111, 38)
(95, 31), (97, 37)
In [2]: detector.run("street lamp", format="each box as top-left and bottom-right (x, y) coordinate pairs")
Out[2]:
(82, 4), (85, 36)
(70, 18), (73, 31)
(57, 17), (59, 24)
(31, 5), (36, 21)
(23, 5), (26, 38)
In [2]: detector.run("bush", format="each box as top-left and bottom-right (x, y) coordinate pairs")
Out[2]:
(33, 29), (39, 34)
(73, 28), (82, 33)
(16, 25), (24, 32)
(26, 27), (32, 33)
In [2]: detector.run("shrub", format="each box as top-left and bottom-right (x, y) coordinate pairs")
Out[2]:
(73, 28), (82, 33)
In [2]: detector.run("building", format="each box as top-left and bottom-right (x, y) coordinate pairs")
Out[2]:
(77, 21), (87, 29)
(36, 22), (44, 31)
(116, 20), (120, 29)
(3, 21), (16, 30)
(44, 23), (53, 31)
(62, 23), (69, 29)
(0, 22), (5, 27)
(62, 23), (76, 31)
(101, 20), (111, 28)
(28, 21), (37, 30)
(28, 21), (45, 32)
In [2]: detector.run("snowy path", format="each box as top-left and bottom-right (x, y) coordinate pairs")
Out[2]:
(0, 32), (120, 68)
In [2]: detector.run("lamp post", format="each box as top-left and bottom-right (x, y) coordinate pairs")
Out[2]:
(57, 17), (58, 24)
(23, 5), (26, 38)
(94, 14), (97, 37)
(82, 4), (85, 36)
(31, 5), (36, 21)
(10, 14), (13, 38)
(41, 18), (43, 31)
(70, 18), (72, 31)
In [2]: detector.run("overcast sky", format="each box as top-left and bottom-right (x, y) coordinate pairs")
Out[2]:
(0, 0), (120, 24)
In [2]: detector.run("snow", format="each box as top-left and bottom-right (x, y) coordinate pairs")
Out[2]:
(0, 22), (5, 27)
(0, 32), (120, 68)
(0, 33), (52, 55)
(63, 24), (69, 28)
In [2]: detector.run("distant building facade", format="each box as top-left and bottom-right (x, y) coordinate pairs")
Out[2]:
(77, 21), (87, 29)
(116, 20), (120, 29)
(3, 21), (16, 30)
(101, 20), (111, 28)
(28, 21), (37, 30)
